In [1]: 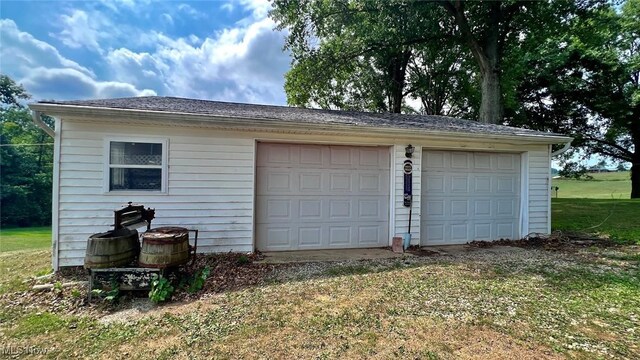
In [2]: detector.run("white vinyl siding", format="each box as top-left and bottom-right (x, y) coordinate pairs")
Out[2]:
(527, 146), (552, 234)
(53, 117), (555, 267)
(393, 145), (421, 245)
(56, 121), (254, 267)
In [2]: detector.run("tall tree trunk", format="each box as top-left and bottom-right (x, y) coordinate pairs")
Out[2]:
(631, 152), (640, 199)
(388, 49), (412, 113)
(479, 66), (502, 124)
(442, 1), (503, 124)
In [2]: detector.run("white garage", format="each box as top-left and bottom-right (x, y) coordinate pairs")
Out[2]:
(29, 96), (571, 268)
(256, 143), (390, 251)
(421, 150), (521, 245)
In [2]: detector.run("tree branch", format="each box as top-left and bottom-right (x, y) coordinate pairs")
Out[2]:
(583, 136), (635, 158)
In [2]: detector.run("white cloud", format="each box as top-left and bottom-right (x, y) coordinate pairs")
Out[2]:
(0, 19), (93, 77)
(220, 2), (234, 12)
(1, 0), (291, 104)
(177, 3), (206, 19)
(106, 16), (290, 104)
(21, 68), (156, 100)
(162, 13), (174, 26)
(0, 19), (155, 100)
(53, 9), (109, 53)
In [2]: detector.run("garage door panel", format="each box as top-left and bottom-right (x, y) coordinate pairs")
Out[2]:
(299, 172), (322, 191)
(299, 199), (322, 220)
(473, 175), (492, 193)
(300, 145), (323, 165)
(450, 152), (470, 169)
(299, 227), (322, 247)
(422, 150), (520, 245)
(474, 223), (492, 240)
(473, 153), (492, 170)
(257, 225), (294, 250)
(257, 143), (389, 251)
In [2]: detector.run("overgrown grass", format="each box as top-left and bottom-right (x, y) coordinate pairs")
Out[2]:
(0, 249), (51, 294)
(3, 248), (638, 359)
(0, 226), (51, 252)
(552, 171), (631, 199)
(552, 198), (640, 244)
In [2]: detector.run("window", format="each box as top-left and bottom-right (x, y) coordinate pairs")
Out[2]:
(106, 139), (167, 192)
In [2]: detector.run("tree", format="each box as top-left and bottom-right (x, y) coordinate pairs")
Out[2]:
(272, 0), (468, 114)
(0, 75), (54, 226)
(272, 1), (587, 124)
(511, 0), (640, 198)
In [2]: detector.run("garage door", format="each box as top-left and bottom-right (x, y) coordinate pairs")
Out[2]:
(256, 143), (390, 251)
(421, 151), (521, 245)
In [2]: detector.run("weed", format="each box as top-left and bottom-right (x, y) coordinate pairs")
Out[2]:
(237, 255), (250, 265)
(149, 275), (174, 303)
(91, 277), (120, 304)
(187, 267), (211, 294)
(70, 288), (82, 298)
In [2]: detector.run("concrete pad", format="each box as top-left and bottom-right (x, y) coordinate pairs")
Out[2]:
(258, 248), (414, 264)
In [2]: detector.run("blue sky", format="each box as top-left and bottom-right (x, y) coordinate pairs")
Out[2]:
(0, 0), (290, 104)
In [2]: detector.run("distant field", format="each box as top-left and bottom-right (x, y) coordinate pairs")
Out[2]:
(0, 227), (51, 252)
(552, 171), (631, 199)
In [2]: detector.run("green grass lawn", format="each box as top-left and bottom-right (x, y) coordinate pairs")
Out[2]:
(0, 227), (52, 252)
(1, 246), (639, 359)
(552, 171), (631, 199)
(552, 198), (640, 244)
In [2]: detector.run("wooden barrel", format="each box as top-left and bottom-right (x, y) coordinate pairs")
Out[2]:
(139, 227), (190, 268)
(84, 228), (140, 269)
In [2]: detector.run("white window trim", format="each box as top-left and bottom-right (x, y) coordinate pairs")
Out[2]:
(103, 136), (169, 194)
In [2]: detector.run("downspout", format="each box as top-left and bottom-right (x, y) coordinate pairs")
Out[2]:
(31, 110), (55, 138)
(551, 141), (572, 157)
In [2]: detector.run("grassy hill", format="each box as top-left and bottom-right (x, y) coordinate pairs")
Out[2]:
(551, 171), (631, 199)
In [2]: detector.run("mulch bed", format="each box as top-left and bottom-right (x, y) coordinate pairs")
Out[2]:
(468, 231), (617, 250)
(173, 252), (279, 300)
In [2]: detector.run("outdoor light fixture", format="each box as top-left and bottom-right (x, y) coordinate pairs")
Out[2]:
(405, 144), (414, 158)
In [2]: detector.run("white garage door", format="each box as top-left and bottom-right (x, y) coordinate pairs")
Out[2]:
(421, 151), (521, 245)
(256, 143), (390, 251)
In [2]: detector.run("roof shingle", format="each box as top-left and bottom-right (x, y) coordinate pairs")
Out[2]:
(37, 96), (565, 138)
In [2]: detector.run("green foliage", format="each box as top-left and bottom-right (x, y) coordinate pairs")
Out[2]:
(0, 74), (30, 106)
(187, 267), (211, 294)
(272, 0), (474, 115)
(0, 74), (54, 227)
(508, 1), (639, 196)
(236, 255), (250, 265)
(91, 277), (121, 303)
(70, 288), (82, 299)
(53, 281), (63, 294)
(149, 275), (174, 303)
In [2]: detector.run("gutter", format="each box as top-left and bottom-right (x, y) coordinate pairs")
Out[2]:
(551, 140), (572, 157)
(31, 110), (55, 138)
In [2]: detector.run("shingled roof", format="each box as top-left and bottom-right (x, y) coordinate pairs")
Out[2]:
(35, 96), (566, 139)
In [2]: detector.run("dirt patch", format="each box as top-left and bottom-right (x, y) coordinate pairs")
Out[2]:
(405, 245), (440, 257)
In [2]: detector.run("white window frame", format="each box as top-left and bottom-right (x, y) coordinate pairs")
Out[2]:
(103, 137), (169, 194)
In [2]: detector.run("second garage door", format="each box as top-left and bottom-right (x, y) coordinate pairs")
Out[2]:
(421, 150), (521, 245)
(256, 143), (390, 251)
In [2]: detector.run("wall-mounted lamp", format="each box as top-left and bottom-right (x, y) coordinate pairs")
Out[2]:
(405, 144), (414, 158)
